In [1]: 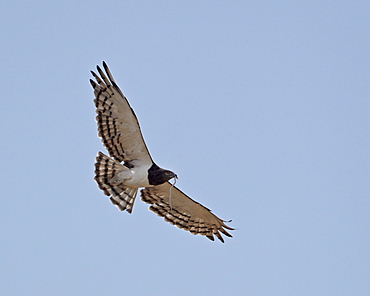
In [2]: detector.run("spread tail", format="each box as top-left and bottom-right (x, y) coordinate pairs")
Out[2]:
(94, 152), (138, 213)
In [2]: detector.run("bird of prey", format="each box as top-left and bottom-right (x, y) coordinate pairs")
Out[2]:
(90, 62), (233, 242)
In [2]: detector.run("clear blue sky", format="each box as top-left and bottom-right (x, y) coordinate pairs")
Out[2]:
(1, 1), (369, 295)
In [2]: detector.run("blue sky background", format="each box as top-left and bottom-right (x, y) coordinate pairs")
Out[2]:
(1, 1), (369, 295)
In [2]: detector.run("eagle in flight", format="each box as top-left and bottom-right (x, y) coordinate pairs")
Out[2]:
(90, 62), (233, 242)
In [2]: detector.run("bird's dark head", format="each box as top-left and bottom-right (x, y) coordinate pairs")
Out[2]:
(148, 164), (177, 186)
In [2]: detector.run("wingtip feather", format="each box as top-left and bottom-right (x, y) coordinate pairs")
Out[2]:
(102, 61), (108, 70)
(90, 79), (97, 88)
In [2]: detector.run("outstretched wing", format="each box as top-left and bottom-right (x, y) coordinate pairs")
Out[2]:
(141, 183), (233, 242)
(90, 62), (152, 165)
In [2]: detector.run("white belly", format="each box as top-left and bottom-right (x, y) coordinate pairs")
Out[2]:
(123, 164), (152, 188)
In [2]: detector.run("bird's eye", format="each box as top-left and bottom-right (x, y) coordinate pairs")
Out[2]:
(165, 171), (171, 175)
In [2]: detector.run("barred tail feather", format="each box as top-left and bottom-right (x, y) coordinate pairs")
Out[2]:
(94, 152), (138, 213)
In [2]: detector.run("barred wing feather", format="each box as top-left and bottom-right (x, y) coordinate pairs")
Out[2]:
(90, 62), (152, 165)
(141, 183), (233, 242)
